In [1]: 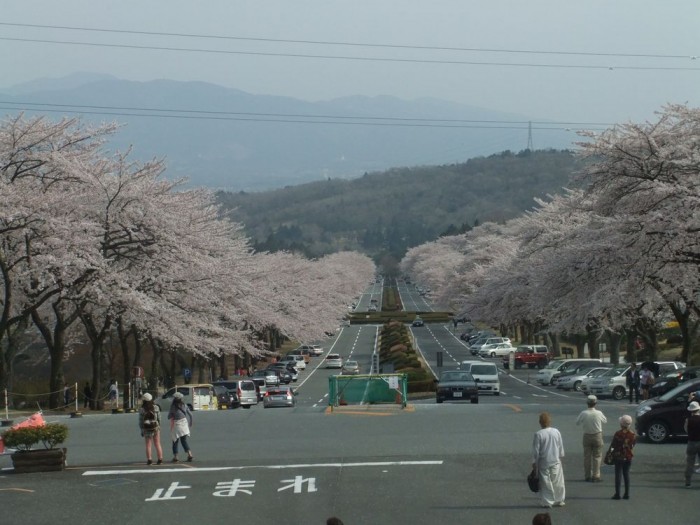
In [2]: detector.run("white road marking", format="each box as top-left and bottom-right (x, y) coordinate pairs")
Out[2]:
(82, 460), (445, 476)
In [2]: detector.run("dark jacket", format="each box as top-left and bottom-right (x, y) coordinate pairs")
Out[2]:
(610, 428), (636, 461)
(625, 368), (640, 386)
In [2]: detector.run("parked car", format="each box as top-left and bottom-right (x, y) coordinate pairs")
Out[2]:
(213, 378), (259, 408)
(469, 337), (510, 355)
(325, 353), (343, 369)
(636, 378), (700, 443)
(263, 386), (297, 408)
(435, 369), (479, 404)
(267, 362), (299, 382)
(288, 347), (312, 364)
(249, 376), (267, 401)
(555, 367), (610, 392)
(502, 345), (551, 369)
(588, 361), (685, 400)
(649, 366), (700, 397)
(551, 362), (606, 386)
(308, 344), (324, 356)
(213, 384), (238, 409)
(341, 360), (360, 375)
(265, 367), (292, 385)
(252, 368), (280, 386)
(459, 327), (476, 341)
(478, 342), (516, 358)
(281, 354), (307, 370)
(535, 359), (603, 386)
(160, 384), (217, 411)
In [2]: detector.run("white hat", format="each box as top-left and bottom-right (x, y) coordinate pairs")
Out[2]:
(173, 392), (184, 400)
(587, 395), (597, 404)
(142, 393), (153, 402)
(688, 401), (700, 412)
(619, 415), (633, 427)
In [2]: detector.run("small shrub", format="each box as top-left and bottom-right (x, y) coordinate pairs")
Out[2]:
(2, 424), (69, 451)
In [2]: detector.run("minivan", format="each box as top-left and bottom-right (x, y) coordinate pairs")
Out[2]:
(213, 378), (258, 408)
(459, 360), (500, 395)
(636, 378), (700, 443)
(160, 384), (217, 411)
(535, 359), (602, 386)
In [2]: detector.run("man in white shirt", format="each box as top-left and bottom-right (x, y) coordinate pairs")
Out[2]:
(532, 412), (566, 508)
(576, 394), (608, 482)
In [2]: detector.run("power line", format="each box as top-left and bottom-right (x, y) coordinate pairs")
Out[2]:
(0, 21), (696, 61)
(0, 101), (611, 131)
(0, 100), (615, 127)
(1, 36), (698, 72)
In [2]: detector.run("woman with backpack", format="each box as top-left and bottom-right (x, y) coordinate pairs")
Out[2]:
(138, 393), (163, 465)
(168, 392), (194, 463)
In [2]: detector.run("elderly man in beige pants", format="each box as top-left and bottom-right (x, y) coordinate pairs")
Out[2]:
(576, 394), (608, 482)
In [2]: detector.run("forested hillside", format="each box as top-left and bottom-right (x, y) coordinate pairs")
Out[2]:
(217, 149), (582, 263)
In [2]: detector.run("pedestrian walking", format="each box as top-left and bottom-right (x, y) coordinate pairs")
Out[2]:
(168, 392), (194, 463)
(82, 382), (92, 409)
(609, 414), (635, 499)
(575, 394), (607, 482)
(138, 393), (163, 465)
(625, 363), (640, 404)
(63, 383), (71, 406)
(684, 401), (700, 487)
(108, 380), (119, 409)
(532, 412), (566, 508)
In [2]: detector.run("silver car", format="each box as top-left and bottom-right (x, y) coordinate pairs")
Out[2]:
(555, 367), (609, 392)
(263, 386), (296, 408)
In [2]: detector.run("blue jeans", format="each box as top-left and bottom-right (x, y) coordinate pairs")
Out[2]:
(172, 435), (191, 455)
(614, 459), (631, 496)
(685, 440), (700, 484)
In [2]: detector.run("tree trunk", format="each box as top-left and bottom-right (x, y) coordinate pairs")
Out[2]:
(586, 325), (601, 359)
(78, 309), (112, 410)
(607, 330), (623, 364)
(30, 302), (78, 409)
(669, 300), (692, 364)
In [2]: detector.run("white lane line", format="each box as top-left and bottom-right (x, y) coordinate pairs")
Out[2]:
(82, 460), (444, 476)
(505, 372), (571, 398)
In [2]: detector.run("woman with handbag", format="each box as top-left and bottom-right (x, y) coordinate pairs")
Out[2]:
(608, 414), (636, 500)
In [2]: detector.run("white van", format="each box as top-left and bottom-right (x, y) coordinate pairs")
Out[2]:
(160, 384), (217, 411)
(536, 359), (602, 386)
(459, 360), (500, 395)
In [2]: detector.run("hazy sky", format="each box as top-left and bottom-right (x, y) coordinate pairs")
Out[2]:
(1, 0), (698, 125)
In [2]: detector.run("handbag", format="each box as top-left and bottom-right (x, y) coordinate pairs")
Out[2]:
(527, 468), (540, 493)
(604, 447), (614, 466)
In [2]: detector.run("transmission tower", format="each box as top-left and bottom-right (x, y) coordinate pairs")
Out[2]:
(527, 121), (533, 151)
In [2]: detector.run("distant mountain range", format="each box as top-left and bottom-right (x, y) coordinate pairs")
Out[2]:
(0, 73), (574, 190)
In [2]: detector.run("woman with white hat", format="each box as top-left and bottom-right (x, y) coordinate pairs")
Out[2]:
(138, 393), (163, 465)
(608, 415), (636, 499)
(168, 392), (194, 463)
(684, 401), (700, 487)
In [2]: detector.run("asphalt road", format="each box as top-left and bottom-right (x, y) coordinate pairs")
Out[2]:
(2, 324), (697, 525)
